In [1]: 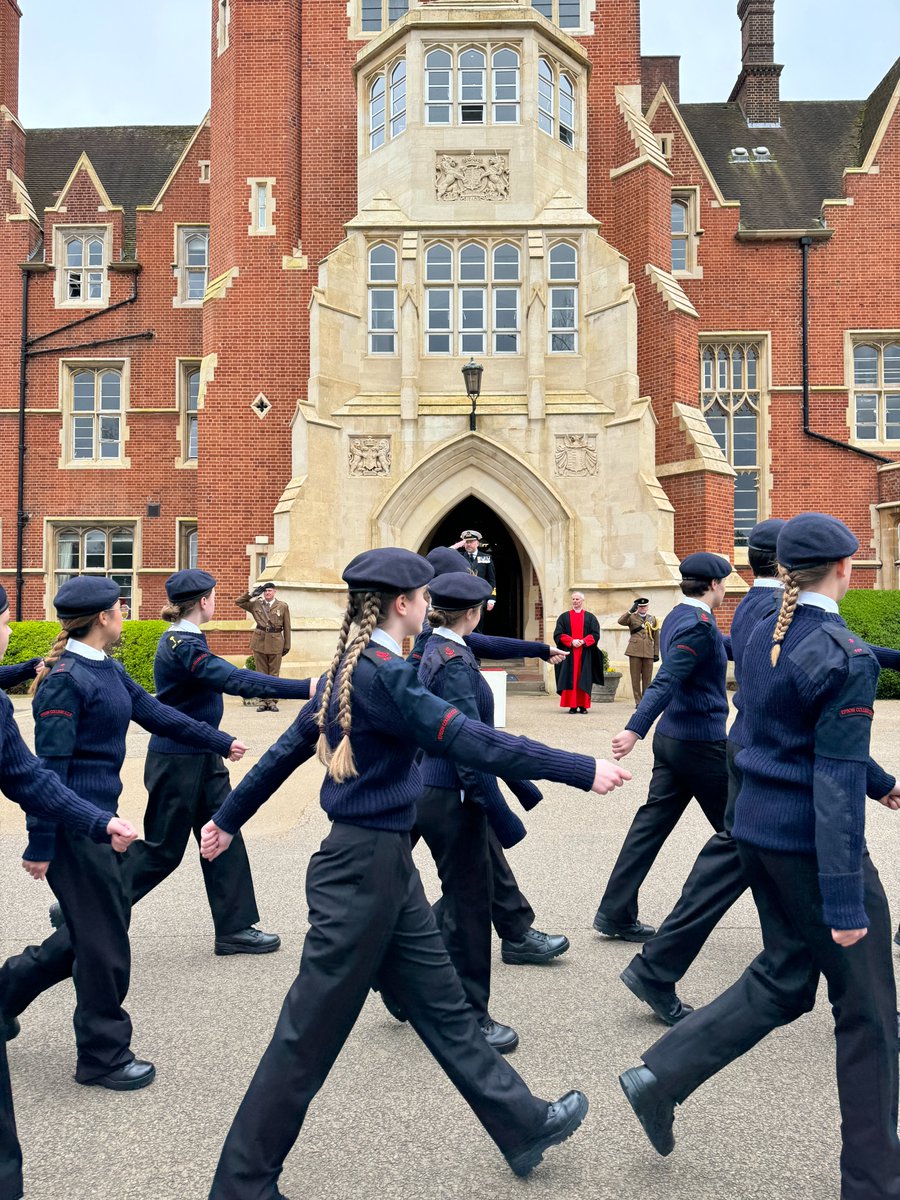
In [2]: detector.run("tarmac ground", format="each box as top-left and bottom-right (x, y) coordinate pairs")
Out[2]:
(2, 692), (899, 1200)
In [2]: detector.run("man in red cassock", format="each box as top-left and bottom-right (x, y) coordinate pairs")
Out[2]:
(553, 592), (604, 713)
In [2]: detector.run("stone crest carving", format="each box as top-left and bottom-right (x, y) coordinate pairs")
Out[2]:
(435, 152), (509, 202)
(555, 434), (598, 476)
(349, 436), (391, 476)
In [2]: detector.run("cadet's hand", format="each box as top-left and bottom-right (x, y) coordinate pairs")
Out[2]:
(611, 730), (640, 760)
(877, 784), (900, 810)
(107, 817), (139, 852)
(832, 927), (867, 947)
(591, 759), (632, 795)
(21, 859), (49, 882)
(548, 649), (569, 665)
(29, 658), (45, 677)
(228, 740), (248, 762)
(200, 820), (233, 861)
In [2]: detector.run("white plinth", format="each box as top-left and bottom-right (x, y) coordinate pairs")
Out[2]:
(480, 669), (507, 729)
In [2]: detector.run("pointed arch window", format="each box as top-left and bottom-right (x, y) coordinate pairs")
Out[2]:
(701, 341), (764, 545)
(532, 0), (581, 27)
(459, 48), (486, 124)
(425, 240), (522, 355)
(426, 49), (453, 125)
(54, 525), (135, 609)
(361, 0), (409, 33)
(548, 243), (578, 353)
(56, 227), (109, 308)
(538, 59), (576, 147)
(368, 59), (406, 151)
(852, 340), (900, 442)
(426, 44), (521, 127)
(492, 48), (520, 123)
(368, 243), (398, 355)
(67, 365), (124, 463)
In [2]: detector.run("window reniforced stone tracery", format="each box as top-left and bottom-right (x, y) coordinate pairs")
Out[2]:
(852, 339), (900, 442)
(538, 57), (575, 147)
(425, 240), (522, 356)
(54, 525), (135, 609)
(701, 341), (764, 544)
(368, 243), (399, 354)
(64, 363), (126, 465)
(532, 0), (582, 29)
(548, 242), (578, 352)
(55, 227), (110, 308)
(425, 45), (521, 128)
(369, 59), (407, 151)
(361, 0), (409, 34)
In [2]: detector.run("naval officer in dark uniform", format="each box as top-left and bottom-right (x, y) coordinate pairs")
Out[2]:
(453, 530), (496, 633)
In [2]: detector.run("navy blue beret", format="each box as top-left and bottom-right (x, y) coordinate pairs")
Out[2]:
(54, 576), (121, 620)
(679, 552), (732, 581)
(166, 569), (216, 605)
(747, 518), (786, 554)
(426, 547), (469, 576)
(342, 548), (434, 594)
(776, 513), (858, 571)
(0, 584), (7, 615)
(429, 572), (493, 610)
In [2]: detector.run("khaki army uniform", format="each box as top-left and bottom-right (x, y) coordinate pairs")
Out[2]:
(617, 610), (659, 703)
(236, 591), (292, 682)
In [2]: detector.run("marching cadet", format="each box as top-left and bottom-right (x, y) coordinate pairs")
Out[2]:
(620, 518), (900, 1026)
(617, 598), (659, 704)
(0, 577), (245, 1092)
(0, 585), (138, 1200)
(593, 553), (731, 942)
(235, 582), (292, 711)
(125, 568), (316, 955)
(200, 547), (631, 1200)
(452, 529), (496, 632)
(620, 513), (900, 1200)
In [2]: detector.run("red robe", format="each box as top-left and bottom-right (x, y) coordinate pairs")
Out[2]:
(557, 609), (596, 710)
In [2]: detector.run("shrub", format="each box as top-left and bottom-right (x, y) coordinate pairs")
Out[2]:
(111, 620), (168, 693)
(1, 621), (59, 692)
(840, 590), (900, 699)
(245, 655), (255, 671)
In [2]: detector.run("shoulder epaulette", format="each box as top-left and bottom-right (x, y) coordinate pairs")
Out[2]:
(362, 645), (398, 665)
(442, 645), (457, 659)
(820, 624), (872, 659)
(51, 659), (72, 674)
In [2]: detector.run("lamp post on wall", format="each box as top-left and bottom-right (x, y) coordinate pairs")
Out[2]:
(462, 358), (484, 432)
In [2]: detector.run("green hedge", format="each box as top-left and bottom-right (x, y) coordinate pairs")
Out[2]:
(840, 590), (900, 699)
(2, 619), (167, 694)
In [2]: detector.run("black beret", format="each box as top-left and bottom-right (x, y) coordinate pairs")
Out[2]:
(165, 569), (216, 605)
(342, 548), (434, 594)
(259, 581), (276, 590)
(54, 576), (121, 620)
(426, 547), (469, 576)
(429, 572), (493, 610)
(679, 552), (732, 581)
(776, 513), (858, 571)
(0, 584), (7, 615)
(747, 518), (787, 554)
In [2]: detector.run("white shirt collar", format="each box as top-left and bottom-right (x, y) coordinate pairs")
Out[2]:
(169, 618), (203, 634)
(433, 626), (466, 646)
(752, 577), (784, 589)
(681, 596), (712, 614)
(798, 591), (839, 614)
(65, 638), (106, 661)
(370, 628), (402, 657)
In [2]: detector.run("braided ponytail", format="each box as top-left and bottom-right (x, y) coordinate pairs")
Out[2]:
(31, 612), (107, 693)
(770, 561), (837, 667)
(325, 593), (382, 782)
(316, 598), (355, 767)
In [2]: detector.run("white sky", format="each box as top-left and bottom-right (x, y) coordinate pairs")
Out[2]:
(17, 0), (900, 127)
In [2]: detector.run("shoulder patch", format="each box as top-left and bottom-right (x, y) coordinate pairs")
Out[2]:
(695, 610), (711, 625)
(443, 645), (456, 658)
(51, 659), (72, 674)
(375, 649), (391, 661)
(820, 623), (873, 659)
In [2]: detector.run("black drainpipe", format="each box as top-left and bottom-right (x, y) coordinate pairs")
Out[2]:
(800, 234), (889, 464)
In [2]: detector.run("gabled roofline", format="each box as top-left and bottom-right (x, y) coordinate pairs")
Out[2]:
(860, 70), (900, 172)
(44, 151), (123, 213)
(644, 84), (738, 208)
(136, 113), (210, 213)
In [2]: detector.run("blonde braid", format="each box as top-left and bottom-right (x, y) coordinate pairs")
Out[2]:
(770, 569), (800, 667)
(315, 598), (355, 765)
(31, 612), (106, 693)
(327, 593), (382, 782)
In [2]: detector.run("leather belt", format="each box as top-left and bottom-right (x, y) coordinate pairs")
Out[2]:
(255, 625), (279, 633)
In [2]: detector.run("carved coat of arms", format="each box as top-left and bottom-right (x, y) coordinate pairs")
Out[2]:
(555, 434), (598, 476)
(435, 153), (510, 202)
(349, 436), (391, 476)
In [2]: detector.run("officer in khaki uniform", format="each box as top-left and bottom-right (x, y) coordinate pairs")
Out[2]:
(618, 598), (659, 703)
(235, 584), (292, 712)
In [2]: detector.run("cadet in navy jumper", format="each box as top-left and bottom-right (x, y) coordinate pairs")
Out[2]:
(0, 577), (239, 1092)
(621, 514), (900, 1200)
(125, 569), (313, 954)
(593, 553), (732, 941)
(414, 546), (570, 968)
(201, 548), (629, 1200)
(622, 520), (900, 1024)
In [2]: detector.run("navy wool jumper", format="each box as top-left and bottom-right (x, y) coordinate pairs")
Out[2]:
(626, 603), (728, 743)
(732, 606), (879, 929)
(408, 624), (550, 667)
(215, 643), (596, 837)
(149, 628), (312, 755)
(25, 652), (235, 861)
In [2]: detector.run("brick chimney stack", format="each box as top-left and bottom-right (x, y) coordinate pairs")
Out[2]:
(0, 0), (21, 118)
(728, 0), (783, 126)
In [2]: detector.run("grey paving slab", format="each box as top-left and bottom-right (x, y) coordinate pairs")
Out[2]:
(1, 693), (898, 1200)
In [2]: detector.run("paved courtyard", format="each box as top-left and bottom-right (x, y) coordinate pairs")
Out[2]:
(2, 691), (898, 1200)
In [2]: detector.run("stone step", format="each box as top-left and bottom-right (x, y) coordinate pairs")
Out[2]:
(483, 658), (547, 695)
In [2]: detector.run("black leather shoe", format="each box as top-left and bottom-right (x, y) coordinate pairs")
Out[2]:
(481, 1018), (519, 1054)
(214, 926), (281, 956)
(620, 965), (694, 1027)
(81, 1059), (156, 1092)
(501, 928), (570, 965)
(894, 928), (900, 949)
(593, 912), (656, 941)
(1, 1016), (20, 1043)
(505, 1090), (589, 1177)
(619, 1066), (675, 1156)
(378, 988), (408, 1023)
(49, 901), (65, 930)
(568, 708), (578, 714)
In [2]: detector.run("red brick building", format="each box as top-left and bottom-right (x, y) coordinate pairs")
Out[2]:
(0, 0), (896, 665)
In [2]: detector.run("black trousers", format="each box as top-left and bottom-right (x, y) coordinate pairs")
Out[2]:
(209, 823), (548, 1200)
(127, 752), (259, 938)
(643, 846), (900, 1200)
(415, 786), (493, 1023)
(595, 732), (727, 926)
(429, 824), (535, 944)
(0, 1040), (22, 1200)
(628, 739), (745, 989)
(0, 829), (134, 1082)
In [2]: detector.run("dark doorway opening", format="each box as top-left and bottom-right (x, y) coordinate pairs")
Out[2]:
(422, 499), (524, 637)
